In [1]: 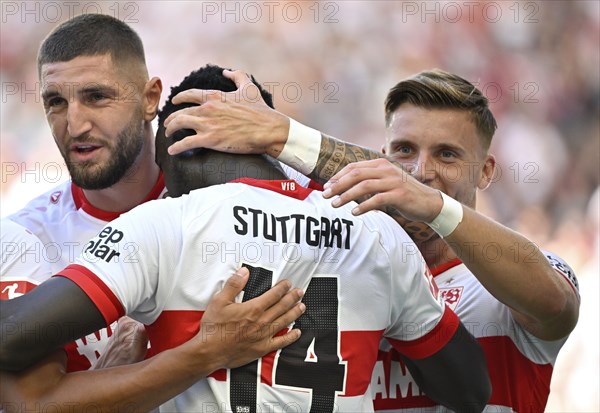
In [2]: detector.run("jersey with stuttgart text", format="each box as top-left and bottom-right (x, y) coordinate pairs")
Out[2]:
(7, 175), (166, 371)
(372, 255), (580, 413)
(57, 178), (458, 413)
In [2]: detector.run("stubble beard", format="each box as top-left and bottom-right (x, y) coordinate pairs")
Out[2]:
(64, 113), (145, 190)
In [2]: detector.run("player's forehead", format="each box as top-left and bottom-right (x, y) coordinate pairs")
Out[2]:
(386, 105), (481, 152)
(40, 54), (138, 96)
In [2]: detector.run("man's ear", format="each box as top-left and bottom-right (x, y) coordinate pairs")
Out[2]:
(143, 77), (163, 121)
(478, 154), (496, 190)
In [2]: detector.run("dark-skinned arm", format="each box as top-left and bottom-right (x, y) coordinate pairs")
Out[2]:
(400, 321), (491, 413)
(1, 268), (304, 411)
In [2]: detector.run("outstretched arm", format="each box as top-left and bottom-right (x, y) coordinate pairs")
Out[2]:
(322, 159), (580, 340)
(0, 268), (304, 411)
(163, 69), (579, 340)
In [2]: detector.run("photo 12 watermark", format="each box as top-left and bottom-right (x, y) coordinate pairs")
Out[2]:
(1, 1), (140, 24)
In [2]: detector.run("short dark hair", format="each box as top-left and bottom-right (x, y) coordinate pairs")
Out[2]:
(155, 65), (281, 196)
(157, 64), (274, 132)
(385, 69), (497, 150)
(37, 14), (146, 77)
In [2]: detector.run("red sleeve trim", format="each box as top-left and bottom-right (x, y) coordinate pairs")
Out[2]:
(388, 305), (460, 360)
(54, 264), (125, 326)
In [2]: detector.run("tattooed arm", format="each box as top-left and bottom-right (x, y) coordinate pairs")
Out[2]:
(310, 134), (380, 184)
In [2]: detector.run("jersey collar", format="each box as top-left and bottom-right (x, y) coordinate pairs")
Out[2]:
(229, 178), (314, 200)
(72, 172), (165, 221)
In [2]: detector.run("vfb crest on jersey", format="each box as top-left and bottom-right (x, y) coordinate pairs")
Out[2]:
(439, 287), (464, 311)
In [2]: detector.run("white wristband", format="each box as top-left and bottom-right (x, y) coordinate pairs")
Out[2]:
(277, 118), (322, 175)
(427, 191), (463, 238)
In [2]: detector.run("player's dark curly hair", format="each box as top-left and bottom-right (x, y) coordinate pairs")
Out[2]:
(158, 64), (274, 139)
(155, 65), (284, 195)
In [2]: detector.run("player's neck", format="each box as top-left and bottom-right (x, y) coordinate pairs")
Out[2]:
(417, 236), (459, 268)
(200, 152), (288, 186)
(82, 133), (161, 213)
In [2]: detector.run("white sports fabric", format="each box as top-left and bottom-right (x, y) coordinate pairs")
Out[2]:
(1, 219), (52, 296)
(372, 253), (580, 413)
(57, 179), (459, 413)
(7, 176), (166, 371)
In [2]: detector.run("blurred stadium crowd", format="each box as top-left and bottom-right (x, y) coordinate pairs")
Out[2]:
(1, 1), (598, 411)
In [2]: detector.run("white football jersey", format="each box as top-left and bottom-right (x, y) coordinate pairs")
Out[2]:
(1, 219), (52, 296)
(372, 254), (580, 413)
(57, 178), (458, 413)
(7, 176), (166, 371)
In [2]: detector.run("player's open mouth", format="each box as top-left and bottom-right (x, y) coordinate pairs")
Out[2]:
(69, 144), (104, 161)
(72, 144), (102, 153)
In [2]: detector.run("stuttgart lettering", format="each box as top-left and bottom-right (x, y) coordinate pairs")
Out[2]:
(233, 206), (353, 249)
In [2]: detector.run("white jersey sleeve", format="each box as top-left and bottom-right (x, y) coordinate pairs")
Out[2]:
(55, 197), (184, 326)
(366, 215), (458, 359)
(1, 219), (52, 298)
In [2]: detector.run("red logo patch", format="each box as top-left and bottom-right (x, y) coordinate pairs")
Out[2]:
(439, 287), (464, 311)
(50, 191), (62, 204)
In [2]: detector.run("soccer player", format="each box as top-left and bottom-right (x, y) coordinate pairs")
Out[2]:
(162, 69), (580, 412)
(5, 13), (302, 373)
(0, 221), (303, 411)
(1, 65), (491, 412)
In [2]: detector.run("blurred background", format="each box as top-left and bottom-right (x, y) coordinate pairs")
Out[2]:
(1, 1), (598, 411)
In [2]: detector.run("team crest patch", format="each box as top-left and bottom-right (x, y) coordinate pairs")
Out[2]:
(50, 191), (62, 204)
(439, 287), (464, 311)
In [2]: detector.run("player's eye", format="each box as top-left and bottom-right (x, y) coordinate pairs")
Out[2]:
(440, 150), (456, 159)
(391, 145), (413, 156)
(86, 92), (108, 103)
(45, 97), (66, 108)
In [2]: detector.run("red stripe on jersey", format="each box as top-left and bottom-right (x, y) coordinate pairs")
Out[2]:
(144, 310), (202, 355)
(373, 335), (553, 411)
(340, 330), (384, 396)
(0, 280), (38, 299)
(144, 310), (226, 381)
(64, 341), (92, 372)
(55, 264), (124, 326)
(387, 305), (459, 360)
(261, 329), (384, 395)
(231, 178), (313, 200)
(430, 258), (462, 277)
(145, 309), (384, 395)
(372, 349), (435, 409)
(71, 172), (165, 221)
(480, 336), (553, 412)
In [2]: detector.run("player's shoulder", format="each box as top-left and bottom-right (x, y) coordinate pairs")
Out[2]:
(541, 249), (579, 294)
(8, 181), (74, 225)
(0, 219), (41, 244)
(0, 219), (52, 287)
